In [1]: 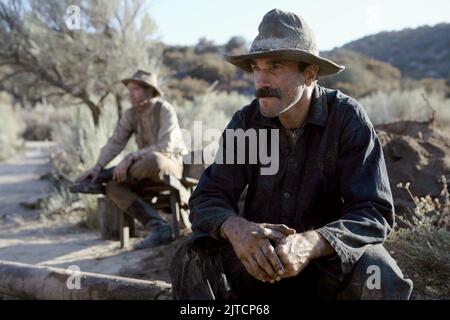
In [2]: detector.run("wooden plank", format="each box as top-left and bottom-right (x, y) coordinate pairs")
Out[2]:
(169, 193), (180, 239)
(98, 197), (120, 240)
(165, 174), (191, 206)
(99, 197), (135, 241)
(180, 208), (192, 230)
(119, 211), (134, 249)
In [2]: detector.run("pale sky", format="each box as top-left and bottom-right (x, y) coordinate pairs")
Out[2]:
(148, 0), (450, 50)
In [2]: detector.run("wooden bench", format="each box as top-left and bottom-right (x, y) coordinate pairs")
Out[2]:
(98, 151), (205, 248)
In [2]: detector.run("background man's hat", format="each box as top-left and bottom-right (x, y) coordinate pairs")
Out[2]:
(224, 9), (345, 77)
(121, 69), (163, 96)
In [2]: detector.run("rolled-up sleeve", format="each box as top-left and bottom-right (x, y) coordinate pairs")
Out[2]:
(189, 110), (248, 239)
(317, 115), (395, 275)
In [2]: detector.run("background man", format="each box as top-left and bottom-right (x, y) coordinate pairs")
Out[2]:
(71, 69), (188, 250)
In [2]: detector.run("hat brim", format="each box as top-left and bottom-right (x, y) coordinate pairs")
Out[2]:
(121, 78), (163, 97)
(224, 49), (345, 77)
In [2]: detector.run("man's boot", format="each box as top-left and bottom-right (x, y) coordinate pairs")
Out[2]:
(69, 167), (115, 194)
(124, 198), (173, 250)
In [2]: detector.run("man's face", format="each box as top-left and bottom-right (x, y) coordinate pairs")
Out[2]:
(251, 58), (306, 118)
(127, 81), (151, 107)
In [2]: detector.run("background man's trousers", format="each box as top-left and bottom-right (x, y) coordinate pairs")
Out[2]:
(105, 151), (183, 211)
(170, 234), (413, 300)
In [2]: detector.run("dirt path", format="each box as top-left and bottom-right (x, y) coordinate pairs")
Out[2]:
(0, 141), (53, 222)
(0, 142), (179, 286)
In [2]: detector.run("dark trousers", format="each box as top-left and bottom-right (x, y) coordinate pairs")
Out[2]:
(169, 234), (413, 300)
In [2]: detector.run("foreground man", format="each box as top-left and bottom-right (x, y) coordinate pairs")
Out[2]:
(71, 70), (188, 249)
(170, 9), (413, 299)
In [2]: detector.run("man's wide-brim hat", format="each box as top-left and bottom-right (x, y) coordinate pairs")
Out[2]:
(225, 9), (345, 77)
(121, 69), (163, 96)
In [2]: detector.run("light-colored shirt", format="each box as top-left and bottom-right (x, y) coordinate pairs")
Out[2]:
(96, 97), (188, 167)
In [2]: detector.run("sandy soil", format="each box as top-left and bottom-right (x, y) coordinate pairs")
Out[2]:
(376, 121), (450, 218)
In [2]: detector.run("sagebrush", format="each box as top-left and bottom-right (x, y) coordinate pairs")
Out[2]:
(385, 177), (450, 299)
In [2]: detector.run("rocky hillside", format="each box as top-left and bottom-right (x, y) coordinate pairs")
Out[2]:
(343, 23), (450, 80)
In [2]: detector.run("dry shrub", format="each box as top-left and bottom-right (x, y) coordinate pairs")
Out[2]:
(165, 76), (210, 102)
(360, 89), (450, 125)
(0, 95), (25, 160)
(176, 89), (250, 134)
(174, 89), (251, 158)
(19, 102), (72, 141)
(386, 177), (450, 299)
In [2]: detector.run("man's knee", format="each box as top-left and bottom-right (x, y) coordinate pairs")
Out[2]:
(105, 180), (122, 198)
(340, 244), (413, 300)
(130, 151), (181, 182)
(104, 180), (137, 210)
(151, 152), (178, 178)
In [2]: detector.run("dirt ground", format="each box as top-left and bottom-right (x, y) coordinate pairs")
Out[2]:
(0, 141), (184, 293)
(376, 121), (450, 219)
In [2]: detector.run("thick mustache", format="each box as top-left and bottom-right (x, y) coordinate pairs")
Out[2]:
(255, 87), (281, 99)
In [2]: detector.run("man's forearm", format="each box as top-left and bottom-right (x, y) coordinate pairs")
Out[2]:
(306, 230), (335, 260)
(96, 140), (129, 168)
(219, 216), (243, 241)
(96, 152), (113, 168)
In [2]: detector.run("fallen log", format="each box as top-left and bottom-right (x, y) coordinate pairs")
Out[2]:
(0, 260), (172, 300)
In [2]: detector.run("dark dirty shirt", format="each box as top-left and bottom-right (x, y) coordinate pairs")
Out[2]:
(188, 83), (395, 277)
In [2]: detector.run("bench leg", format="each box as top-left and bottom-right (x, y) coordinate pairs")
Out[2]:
(119, 211), (135, 249)
(169, 192), (181, 239)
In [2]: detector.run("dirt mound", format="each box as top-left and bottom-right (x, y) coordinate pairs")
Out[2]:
(376, 121), (450, 220)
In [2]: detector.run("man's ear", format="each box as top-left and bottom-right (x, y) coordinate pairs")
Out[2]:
(147, 87), (156, 98)
(304, 65), (319, 86)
